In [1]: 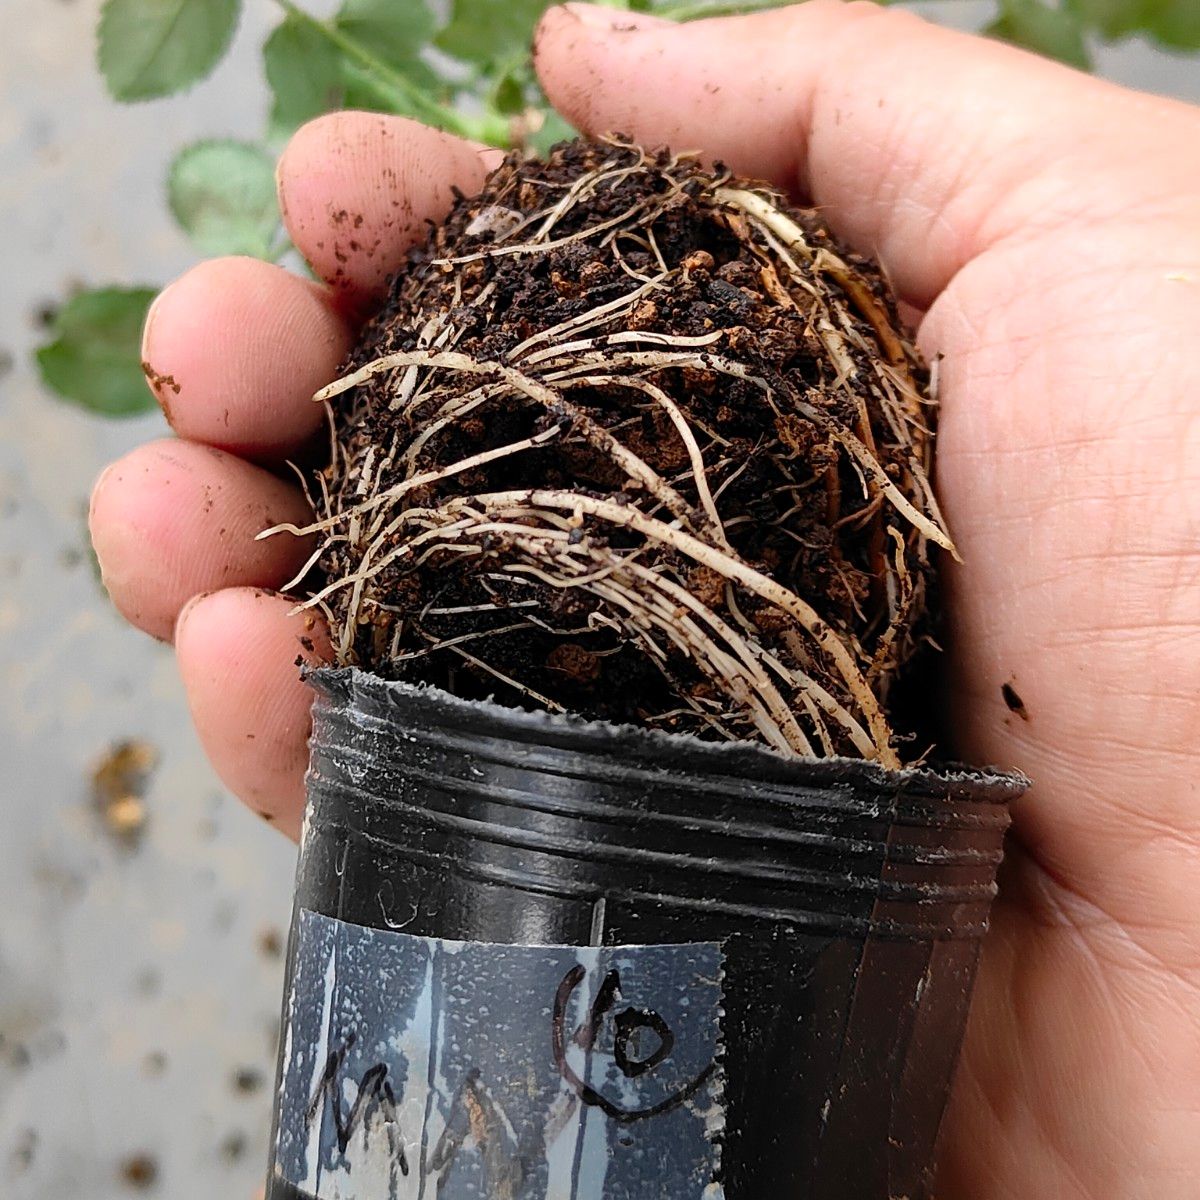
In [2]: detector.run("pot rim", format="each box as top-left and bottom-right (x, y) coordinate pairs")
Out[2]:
(308, 666), (1028, 806)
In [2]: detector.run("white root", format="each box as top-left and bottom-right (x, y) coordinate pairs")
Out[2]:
(440, 488), (897, 766)
(565, 373), (729, 546)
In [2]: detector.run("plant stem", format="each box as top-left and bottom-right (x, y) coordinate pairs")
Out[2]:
(271, 0), (512, 147)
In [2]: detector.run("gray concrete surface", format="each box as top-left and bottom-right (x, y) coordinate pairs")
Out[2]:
(0, 3), (1196, 1199)
(2, 6), (298, 1198)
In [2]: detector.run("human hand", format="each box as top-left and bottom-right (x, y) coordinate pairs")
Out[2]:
(89, 3), (1200, 1194)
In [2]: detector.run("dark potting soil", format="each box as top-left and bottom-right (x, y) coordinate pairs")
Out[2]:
(296, 137), (949, 764)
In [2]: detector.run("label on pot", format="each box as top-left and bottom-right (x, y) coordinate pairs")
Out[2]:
(274, 909), (726, 1199)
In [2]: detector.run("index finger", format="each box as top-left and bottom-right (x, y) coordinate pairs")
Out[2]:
(278, 112), (499, 314)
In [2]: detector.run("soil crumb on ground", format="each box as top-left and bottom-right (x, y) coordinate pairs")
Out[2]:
(92, 740), (156, 845)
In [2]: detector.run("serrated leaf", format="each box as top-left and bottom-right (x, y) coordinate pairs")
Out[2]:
(336, 0), (438, 86)
(264, 14), (347, 141)
(263, 9), (495, 145)
(36, 288), (158, 417)
(989, 0), (1092, 67)
(437, 0), (549, 67)
(98, 0), (240, 101)
(168, 141), (280, 259)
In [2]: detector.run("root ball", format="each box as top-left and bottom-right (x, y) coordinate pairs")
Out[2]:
(275, 137), (953, 766)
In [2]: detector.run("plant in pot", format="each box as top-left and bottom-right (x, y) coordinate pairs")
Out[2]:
(56, 2), (1200, 1198)
(260, 136), (1026, 1200)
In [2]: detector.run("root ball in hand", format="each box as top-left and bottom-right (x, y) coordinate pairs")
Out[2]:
(273, 137), (953, 767)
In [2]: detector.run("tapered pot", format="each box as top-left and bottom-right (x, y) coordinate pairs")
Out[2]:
(266, 668), (1025, 1200)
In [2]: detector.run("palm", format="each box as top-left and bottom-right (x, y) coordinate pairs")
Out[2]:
(931, 206), (1200, 1194)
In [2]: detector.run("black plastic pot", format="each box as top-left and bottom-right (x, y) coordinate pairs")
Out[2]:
(266, 668), (1025, 1200)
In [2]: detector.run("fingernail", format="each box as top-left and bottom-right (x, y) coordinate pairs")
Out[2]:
(89, 461), (117, 520)
(477, 147), (507, 173)
(141, 281), (172, 354)
(275, 146), (294, 225)
(88, 465), (117, 599)
(175, 590), (217, 641)
(562, 3), (669, 32)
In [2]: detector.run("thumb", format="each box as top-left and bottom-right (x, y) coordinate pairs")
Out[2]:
(534, 0), (1199, 308)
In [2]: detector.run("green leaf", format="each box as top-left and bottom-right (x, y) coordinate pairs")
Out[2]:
(98, 0), (241, 101)
(1148, 0), (1200, 47)
(1068, 0), (1200, 47)
(1066, 0), (1144, 37)
(336, 0), (438, 86)
(35, 288), (158, 417)
(337, 58), (430, 118)
(264, 6), (507, 146)
(336, 58), (393, 113)
(264, 14), (347, 141)
(168, 141), (280, 259)
(437, 0), (549, 67)
(989, 0), (1092, 67)
(527, 108), (578, 157)
(490, 62), (531, 117)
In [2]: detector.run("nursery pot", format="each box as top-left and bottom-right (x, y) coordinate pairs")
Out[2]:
(266, 668), (1025, 1200)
